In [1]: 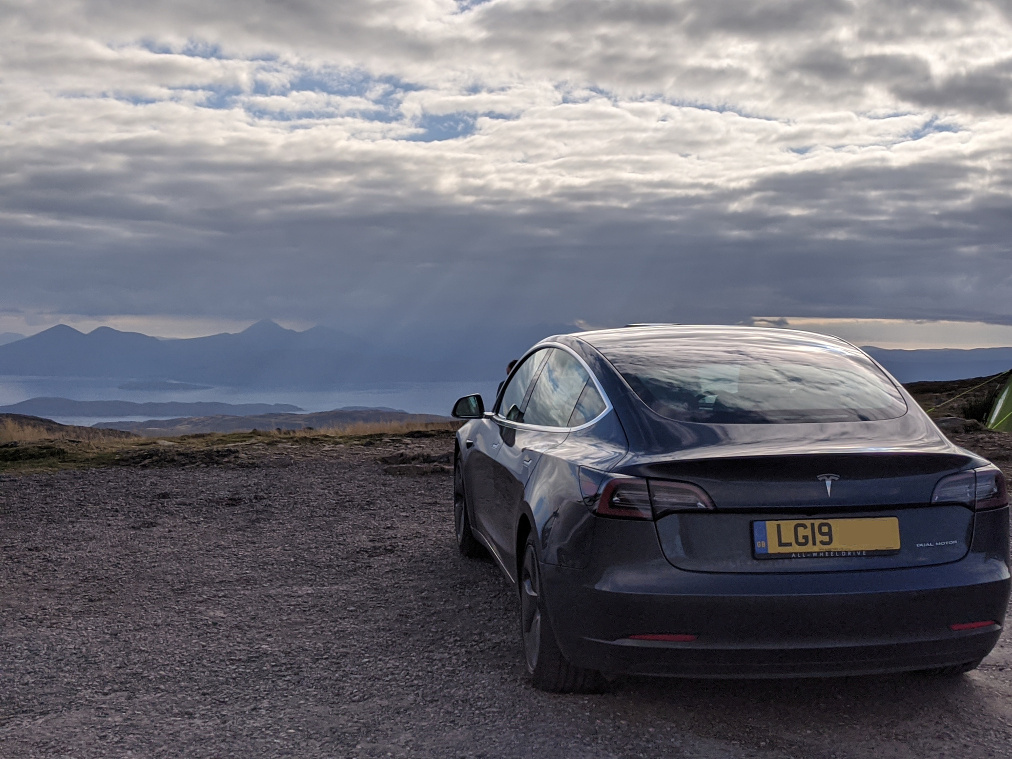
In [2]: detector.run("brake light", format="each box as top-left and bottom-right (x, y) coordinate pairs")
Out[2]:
(932, 466), (1008, 511)
(579, 469), (716, 520)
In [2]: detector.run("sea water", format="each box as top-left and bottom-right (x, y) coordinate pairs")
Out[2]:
(0, 376), (499, 426)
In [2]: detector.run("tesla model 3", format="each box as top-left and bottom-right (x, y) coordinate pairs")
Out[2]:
(451, 326), (1010, 692)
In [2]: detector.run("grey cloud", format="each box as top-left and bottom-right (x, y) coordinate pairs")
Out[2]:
(2, 0), (1012, 348)
(682, 0), (855, 36)
(474, 0), (850, 42)
(792, 50), (930, 87)
(782, 49), (1012, 116)
(859, 0), (993, 42)
(895, 59), (1012, 114)
(993, 0), (1012, 22)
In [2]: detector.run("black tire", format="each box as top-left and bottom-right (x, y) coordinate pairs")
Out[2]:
(921, 659), (983, 676)
(519, 533), (606, 693)
(454, 453), (483, 558)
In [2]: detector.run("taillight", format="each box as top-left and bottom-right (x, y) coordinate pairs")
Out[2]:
(597, 478), (653, 520)
(974, 466), (1008, 511)
(931, 466), (1008, 511)
(931, 471), (975, 507)
(649, 480), (715, 517)
(580, 469), (716, 520)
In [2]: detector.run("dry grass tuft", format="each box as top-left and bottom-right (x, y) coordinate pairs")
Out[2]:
(0, 418), (55, 445)
(0, 415), (135, 446)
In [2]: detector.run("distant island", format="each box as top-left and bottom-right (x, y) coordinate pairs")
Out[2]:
(0, 398), (303, 418)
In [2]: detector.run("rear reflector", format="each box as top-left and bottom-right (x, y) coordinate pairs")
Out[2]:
(950, 621), (997, 631)
(627, 633), (697, 642)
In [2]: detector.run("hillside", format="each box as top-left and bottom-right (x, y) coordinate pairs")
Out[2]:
(864, 346), (1012, 383)
(92, 408), (449, 436)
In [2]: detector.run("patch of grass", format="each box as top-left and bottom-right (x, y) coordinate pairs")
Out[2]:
(0, 443), (68, 463)
(0, 415), (140, 473)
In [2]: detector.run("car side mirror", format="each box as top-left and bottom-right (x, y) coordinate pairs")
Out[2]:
(452, 394), (485, 419)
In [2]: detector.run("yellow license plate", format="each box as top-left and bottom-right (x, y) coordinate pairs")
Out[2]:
(753, 517), (900, 559)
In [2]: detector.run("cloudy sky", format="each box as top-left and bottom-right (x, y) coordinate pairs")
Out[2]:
(2, 0), (1011, 348)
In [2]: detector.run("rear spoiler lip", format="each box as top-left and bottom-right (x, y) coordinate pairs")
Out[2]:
(613, 449), (981, 480)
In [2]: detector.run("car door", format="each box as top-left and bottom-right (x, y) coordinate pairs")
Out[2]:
(490, 347), (595, 573)
(468, 349), (549, 551)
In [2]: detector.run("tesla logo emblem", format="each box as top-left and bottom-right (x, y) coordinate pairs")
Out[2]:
(817, 474), (840, 496)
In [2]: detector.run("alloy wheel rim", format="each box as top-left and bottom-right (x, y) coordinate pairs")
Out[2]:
(521, 544), (541, 670)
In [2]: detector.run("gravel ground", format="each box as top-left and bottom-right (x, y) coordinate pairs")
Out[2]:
(1, 431), (1011, 759)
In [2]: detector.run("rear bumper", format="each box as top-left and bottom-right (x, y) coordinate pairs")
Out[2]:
(545, 577), (1006, 677)
(541, 514), (1010, 678)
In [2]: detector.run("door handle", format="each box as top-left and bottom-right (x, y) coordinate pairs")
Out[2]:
(465, 439), (474, 449)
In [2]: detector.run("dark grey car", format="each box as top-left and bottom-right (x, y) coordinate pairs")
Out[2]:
(451, 326), (1010, 692)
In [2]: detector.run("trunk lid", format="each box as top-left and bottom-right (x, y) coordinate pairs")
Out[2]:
(632, 451), (978, 574)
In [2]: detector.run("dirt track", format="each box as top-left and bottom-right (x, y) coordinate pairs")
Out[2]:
(1, 432), (1011, 759)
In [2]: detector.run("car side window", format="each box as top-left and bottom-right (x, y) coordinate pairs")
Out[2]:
(568, 380), (607, 427)
(497, 349), (548, 422)
(523, 349), (592, 428)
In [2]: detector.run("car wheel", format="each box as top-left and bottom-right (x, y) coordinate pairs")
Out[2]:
(921, 658), (984, 676)
(454, 453), (483, 558)
(519, 533), (606, 693)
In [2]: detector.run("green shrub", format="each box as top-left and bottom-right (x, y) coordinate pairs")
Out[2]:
(960, 384), (1003, 423)
(0, 444), (68, 462)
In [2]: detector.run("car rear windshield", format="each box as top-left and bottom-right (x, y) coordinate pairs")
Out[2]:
(600, 336), (908, 424)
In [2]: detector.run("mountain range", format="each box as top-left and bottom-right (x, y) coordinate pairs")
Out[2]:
(0, 320), (576, 389)
(0, 321), (374, 389)
(0, 320), (1008, 387)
